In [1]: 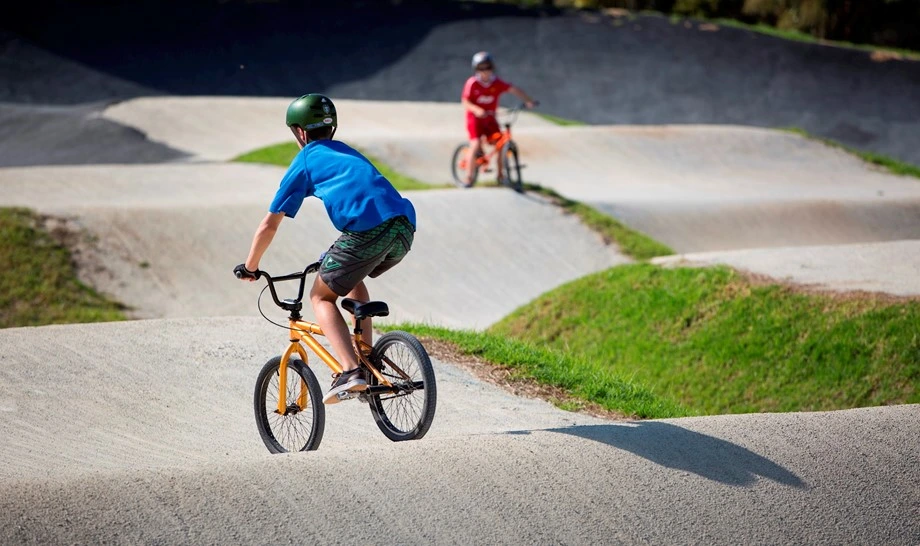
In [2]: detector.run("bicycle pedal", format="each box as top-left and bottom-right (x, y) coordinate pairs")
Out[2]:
(336, 391), (359, 401)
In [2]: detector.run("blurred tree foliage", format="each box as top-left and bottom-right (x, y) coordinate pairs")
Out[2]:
(509, 0), (920, 50)
(14, 0), (917, 51)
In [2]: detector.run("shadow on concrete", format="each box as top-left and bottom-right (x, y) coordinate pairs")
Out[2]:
(3, 0), (537, 104)
(0, 104), (190, 166)
(510, 422), (806, 488)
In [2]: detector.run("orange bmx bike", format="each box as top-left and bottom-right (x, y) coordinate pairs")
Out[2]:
(451, 103), (535, 193)
(240, 261), (437, 453)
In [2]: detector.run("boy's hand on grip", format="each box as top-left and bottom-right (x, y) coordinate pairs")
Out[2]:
(233, 263), (260, 281)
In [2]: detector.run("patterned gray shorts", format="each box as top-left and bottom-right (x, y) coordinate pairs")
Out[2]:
(319, 215), (415, 296)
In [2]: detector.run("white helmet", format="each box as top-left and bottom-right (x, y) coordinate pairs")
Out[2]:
(471, 51), (494, 71)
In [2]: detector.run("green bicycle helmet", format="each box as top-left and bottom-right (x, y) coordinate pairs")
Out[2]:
(286, 93), (337, 131)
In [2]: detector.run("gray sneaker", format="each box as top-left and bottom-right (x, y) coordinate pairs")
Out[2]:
(323, 368), (367, 405)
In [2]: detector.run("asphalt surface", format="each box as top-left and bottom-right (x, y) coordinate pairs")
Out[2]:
(1, 3), (919, 544)
(1, 319), (918, 544)
(4, 1), (920, 165)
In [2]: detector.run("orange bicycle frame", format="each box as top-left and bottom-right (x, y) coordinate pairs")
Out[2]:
(274, 317), (403, 413)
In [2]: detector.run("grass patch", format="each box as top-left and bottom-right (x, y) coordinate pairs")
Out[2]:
(232, 142), (440, 191)
(523, 183), (674, 261)
(487, 263), (920, 415)
(383, 323), (689, 419)
(782, 127), (920, 179)
(232, 142), (298, 166)
(0, 208), (126, 328)
(712, 18), (920, 60)
(535, 112), (585, 126)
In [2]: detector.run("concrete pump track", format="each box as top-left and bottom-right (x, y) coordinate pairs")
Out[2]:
(1, 3), (919, 544)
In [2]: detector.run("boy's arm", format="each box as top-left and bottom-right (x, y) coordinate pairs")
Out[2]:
(461, 78), (486, 117)
(244, 212), (285, 273)
(462, 97), (486, 118)
(507, 85), (536, 108)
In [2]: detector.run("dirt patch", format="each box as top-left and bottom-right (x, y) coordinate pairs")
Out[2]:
(37, 213), (125, 301)
(734, 268), (920, 304)
(420, 336), (631, 422)
(602, 8), (630, 18)
(870, 50), (909, 63)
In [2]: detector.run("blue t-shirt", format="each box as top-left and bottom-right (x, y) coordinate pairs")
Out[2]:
(269, 140), (417, 232)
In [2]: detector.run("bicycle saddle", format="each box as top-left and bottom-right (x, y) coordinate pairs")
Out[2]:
(341, 299), (389, 320)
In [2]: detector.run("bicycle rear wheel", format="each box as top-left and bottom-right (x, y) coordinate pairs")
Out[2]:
(368, 331), (437, 442)
(451, 143), (480, 187)
(254, 356), (325, 453)
(501, 141), (523, 193)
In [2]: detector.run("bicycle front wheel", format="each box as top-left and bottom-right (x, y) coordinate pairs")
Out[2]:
(254, 356), (325, 453)
(501, 141), (523, 192)
(368, 331), (437, 442)
(451, 143), (479, 187)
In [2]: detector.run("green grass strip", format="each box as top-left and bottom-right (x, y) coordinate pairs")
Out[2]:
(489, 263), (920, 416)
(382, 322), (689, 419)
(536, 112), (585, 126)
(782, 127), (920, 179)
(712, 18), (920, 60)
(523, 183), (674, 260)
(232, 142), (440, 191)
(0, 208), (126, 328)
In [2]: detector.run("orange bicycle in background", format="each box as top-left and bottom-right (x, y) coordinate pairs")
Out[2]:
(451, 103), (536, 193)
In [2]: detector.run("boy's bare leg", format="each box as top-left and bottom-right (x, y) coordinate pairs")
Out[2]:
(311, 276), (359, 372)
(345, 281), (372, 347)
(466, 137), (482, 185)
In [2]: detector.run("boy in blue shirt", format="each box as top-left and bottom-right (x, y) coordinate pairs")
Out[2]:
(235, 93), (416, 404)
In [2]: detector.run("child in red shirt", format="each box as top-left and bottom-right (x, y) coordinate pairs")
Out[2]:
(460, 51), (536, 187)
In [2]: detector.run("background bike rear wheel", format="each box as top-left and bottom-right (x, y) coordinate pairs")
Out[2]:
(451, 143), (479, 187)
(501, 141), (523, 192)
(254, 356), (325, 453)
(368, 331), (437, 442)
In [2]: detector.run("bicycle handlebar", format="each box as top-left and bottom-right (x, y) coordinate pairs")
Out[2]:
(481, 101), (539, 126)
(482, 101), (538, 117)
(245, 261), (321, 310)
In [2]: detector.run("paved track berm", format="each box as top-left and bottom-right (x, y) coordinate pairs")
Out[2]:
(1, 10), (918, 544)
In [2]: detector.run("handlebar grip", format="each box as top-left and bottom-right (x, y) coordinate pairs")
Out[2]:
(233, 264), (261, 280)
(305, 261), (321, 274)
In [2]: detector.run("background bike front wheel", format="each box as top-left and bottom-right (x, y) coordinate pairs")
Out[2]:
(451, 143), (480, 188)
(254, 356), (325, 453)
(368, 331), (437, 442)
(501, 141), (523, 193)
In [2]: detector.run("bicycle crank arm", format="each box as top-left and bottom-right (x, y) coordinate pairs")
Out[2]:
(364, 381), (425, 396)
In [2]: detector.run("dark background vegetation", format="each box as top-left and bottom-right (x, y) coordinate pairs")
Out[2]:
(12, 0), (920, 51)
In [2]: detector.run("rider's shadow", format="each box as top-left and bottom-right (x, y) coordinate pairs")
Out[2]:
(510, 422), (806, 488)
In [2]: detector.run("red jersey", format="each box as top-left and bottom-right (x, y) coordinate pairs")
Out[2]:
(462, 75), (511, 119)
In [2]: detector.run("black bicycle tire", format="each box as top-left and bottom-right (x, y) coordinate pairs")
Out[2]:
(254, 356), (325, 453)
(501, 141), (523, 193)
(368, 331), (437, 442)
(451, 143), (479, 187)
